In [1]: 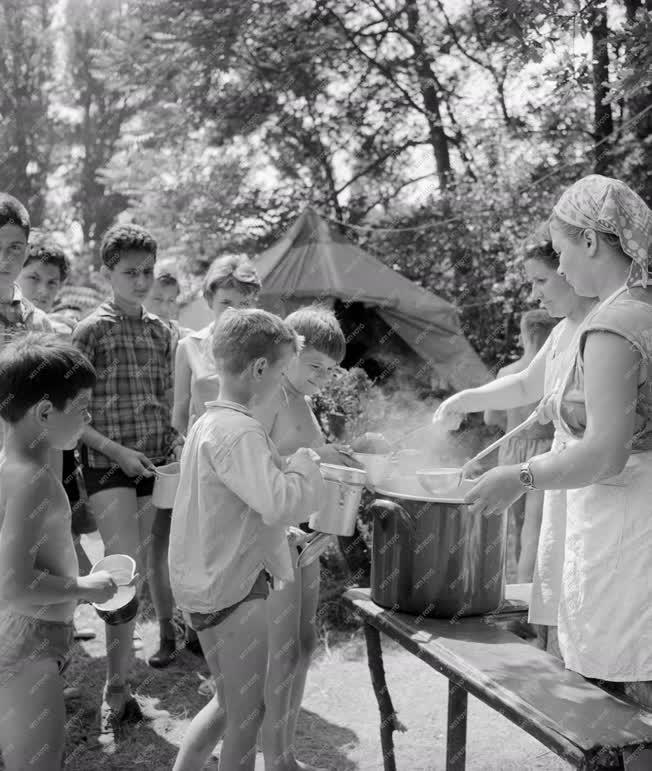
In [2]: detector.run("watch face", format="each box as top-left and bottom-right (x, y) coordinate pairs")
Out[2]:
(520, 468), (533, 486)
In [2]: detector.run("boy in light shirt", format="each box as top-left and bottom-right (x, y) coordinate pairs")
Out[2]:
(169, 308), (325, 771)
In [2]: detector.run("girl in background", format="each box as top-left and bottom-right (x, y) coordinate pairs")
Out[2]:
(435, 238), (596, 656)
(484, 309), (556, 583)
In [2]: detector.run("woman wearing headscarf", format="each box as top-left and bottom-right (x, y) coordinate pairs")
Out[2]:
(465, 176), (652, 736)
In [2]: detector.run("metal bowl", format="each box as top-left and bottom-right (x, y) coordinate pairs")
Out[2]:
(351, 453), (391, 486)
(416, 468), (463, 496)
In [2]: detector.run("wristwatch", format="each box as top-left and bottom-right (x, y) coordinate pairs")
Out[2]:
(519, 461), (537, 491)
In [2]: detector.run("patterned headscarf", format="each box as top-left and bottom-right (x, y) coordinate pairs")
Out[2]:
(552, 174), (652, 287)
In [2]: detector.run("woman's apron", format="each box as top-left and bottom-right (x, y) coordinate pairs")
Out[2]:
(528, 321), (577, 627)
(550, 287), (652, 680)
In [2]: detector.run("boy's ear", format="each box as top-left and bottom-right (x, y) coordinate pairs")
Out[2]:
(100, 264), (112, 280)
(33, 399), (53, 425)
(252, 357), (268, 380)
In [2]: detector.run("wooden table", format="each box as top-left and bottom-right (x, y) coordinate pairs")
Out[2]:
(344, 586), (652, 771)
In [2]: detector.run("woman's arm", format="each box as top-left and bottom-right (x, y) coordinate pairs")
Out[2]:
(172, 339), (192, 436)
(529, 332), (638, 488)
(465, 332), (640, 516)
(474, 337), (551, 410)
(437, 335), (552, 420)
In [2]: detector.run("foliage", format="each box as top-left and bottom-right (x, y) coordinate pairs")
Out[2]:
(312, 367), (380, 442)
(1, 0), (650, 372)
(0, 0), (57, 225)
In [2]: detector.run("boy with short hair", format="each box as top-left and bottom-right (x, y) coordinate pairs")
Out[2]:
(170, 308), (325, 771)
(72, 223), (180, 740)
(18, 239), (98, 640)
(0, 194), (52, 345)
(17, 240), (70, 316)
(259, 305), (354, 771)
(0, 333), (118, 771)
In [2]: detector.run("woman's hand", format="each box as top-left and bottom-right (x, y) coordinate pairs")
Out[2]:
(464, 465), (524, 517)
(432, 391), (473, 430)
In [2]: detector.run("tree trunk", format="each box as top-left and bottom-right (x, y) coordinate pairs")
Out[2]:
(404, 0), (452, 193)
(622, 0), (652, 204)
(589, 4), (613, 175)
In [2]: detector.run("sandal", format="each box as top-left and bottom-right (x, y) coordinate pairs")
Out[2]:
(99, 683), (143, 745)
(197, 674), (217, 697)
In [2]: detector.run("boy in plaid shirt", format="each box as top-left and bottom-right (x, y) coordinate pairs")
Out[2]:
(72, 224), (180, 741)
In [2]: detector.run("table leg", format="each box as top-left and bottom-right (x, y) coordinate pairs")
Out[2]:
(446, 681), (468, 771)
(364, 621), (401, 771)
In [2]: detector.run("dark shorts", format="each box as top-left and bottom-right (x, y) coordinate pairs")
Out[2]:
(83, 465), (156, 498)
(63, 450), (97, 536)
(0, 610), (74, 687)
(185, 571), (271, 632)
(151, 507), (172, 538)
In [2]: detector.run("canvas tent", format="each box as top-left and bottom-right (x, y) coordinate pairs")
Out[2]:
(255, 208), (489, 391)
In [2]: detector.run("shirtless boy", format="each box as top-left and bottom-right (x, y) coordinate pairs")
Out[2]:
(0, 334), (119, 771)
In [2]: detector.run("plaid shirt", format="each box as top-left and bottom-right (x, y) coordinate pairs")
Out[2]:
(0, 285), (53, 346)
(72, 300), (176, 469)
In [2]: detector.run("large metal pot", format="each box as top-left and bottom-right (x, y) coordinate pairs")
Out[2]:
(369, 477), (507, 619)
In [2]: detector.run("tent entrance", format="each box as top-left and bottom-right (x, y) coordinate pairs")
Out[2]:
(334, 299), (424, 388)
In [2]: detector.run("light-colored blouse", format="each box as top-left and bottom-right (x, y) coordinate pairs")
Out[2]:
(559, 287), (652, 452)
(176, 323), (221, 431)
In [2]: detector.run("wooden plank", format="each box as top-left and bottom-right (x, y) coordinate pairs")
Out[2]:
(344, 588), (652, 761)
(446, 682), (468, 771)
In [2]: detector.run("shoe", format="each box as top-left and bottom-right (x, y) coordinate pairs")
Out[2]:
(99, 684), (143, 747)
(148, 637), (176, 668)
(197, 674), (217, 697)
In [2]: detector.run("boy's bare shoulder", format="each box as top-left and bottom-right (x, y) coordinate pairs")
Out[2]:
(0, 457), (54, 513)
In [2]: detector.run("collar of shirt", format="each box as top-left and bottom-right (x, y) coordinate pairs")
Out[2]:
(95, 299), (159, 324)
(0, 284), (36, 324)
(187, 322), (214, 341)
(204, 399), (252, 417)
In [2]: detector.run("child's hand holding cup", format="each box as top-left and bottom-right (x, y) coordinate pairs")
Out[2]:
(290, 447), (321, 471)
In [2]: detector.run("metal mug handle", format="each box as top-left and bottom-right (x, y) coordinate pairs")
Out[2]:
(367, 498), (415, 537)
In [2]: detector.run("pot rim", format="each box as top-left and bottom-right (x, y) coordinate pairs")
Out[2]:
(373, 485), (468, 504)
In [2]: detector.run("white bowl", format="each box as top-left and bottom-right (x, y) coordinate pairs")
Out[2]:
(416, 468), (463, 496)
(351, 453), (391, 486)
(90, 554), (137, 612)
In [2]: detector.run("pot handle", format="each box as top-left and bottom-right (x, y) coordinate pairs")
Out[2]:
(367, 498), (414, 537)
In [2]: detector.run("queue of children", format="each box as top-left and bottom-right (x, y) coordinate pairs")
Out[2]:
(0, 191), (354, 771)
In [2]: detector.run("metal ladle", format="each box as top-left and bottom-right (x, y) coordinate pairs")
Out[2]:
(418, 408), (540, 493)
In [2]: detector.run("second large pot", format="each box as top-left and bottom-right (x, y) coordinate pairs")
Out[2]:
(369, 479), (507, 619)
